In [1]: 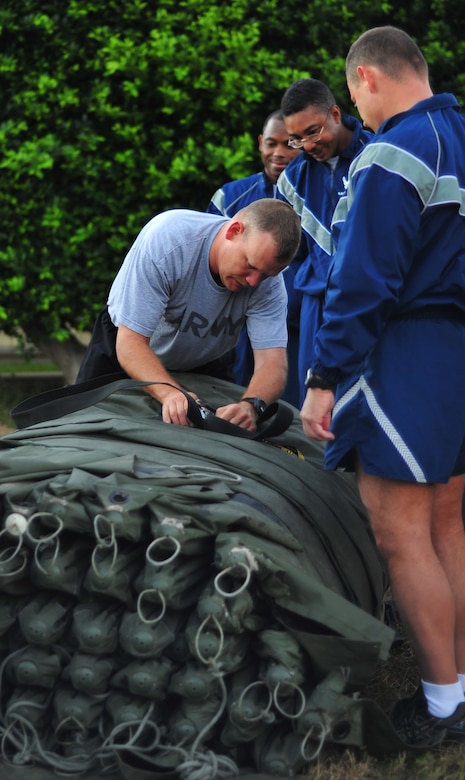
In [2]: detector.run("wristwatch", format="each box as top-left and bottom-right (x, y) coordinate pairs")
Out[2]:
(305, 369), (335, 391)
(241, 397), (267, 416)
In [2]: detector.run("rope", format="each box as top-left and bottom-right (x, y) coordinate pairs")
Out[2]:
(301, 716), (332, 762)
(214, 562), (251, 597)
(91, 514), (118, 577)
(146, 535), (181, 566)
(26, 512), (63, 546)
(238, 682), (274, 724)
(273, 680), (306, 719)
(177, 749), (238, 780)
(136, 588), (167, 624)
(176, 617), (240, 780)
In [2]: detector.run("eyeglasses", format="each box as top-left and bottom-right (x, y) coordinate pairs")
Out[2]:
(287, 108), (331, 149)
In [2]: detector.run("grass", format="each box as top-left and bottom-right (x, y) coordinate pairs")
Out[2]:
(1, 377), (465, 778)
(0, 360), (59, 374)
(302, 638), (465, 779)
(304, 747), (465, 779)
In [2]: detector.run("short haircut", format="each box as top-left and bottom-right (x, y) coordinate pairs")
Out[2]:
(281, 79), (336, 117)
(235, 199), (301, 264)
(346, 26), (428, 83)
(262, 109), (285, 133)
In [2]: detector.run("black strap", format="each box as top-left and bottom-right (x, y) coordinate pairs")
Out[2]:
(10, 372), (139, 428)
(185, 395), (294, 441)
(10, 373), (293, 441)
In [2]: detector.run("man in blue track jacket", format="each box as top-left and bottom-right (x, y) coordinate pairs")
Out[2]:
(301, 26), (465, 748)
(278, 79), (372, 404)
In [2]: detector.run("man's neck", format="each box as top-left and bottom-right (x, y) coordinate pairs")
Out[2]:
(208, 223), (227, 280)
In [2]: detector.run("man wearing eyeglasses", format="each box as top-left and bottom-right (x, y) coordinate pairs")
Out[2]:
(277, 78), (372, 405)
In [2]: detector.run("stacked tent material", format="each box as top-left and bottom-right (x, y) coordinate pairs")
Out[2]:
(0, 373), (401, 780)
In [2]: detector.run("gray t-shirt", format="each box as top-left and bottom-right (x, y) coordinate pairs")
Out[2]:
(108, 209), (288, 371)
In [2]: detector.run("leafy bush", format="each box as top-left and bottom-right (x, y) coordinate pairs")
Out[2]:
(0, 0), (463, 373)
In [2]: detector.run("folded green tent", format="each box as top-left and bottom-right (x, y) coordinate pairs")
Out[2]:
(0, 373), (406, 780)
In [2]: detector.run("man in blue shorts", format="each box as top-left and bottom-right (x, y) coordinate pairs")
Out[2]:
(206, 110), (301, 406)
(301, 26), (465, 747)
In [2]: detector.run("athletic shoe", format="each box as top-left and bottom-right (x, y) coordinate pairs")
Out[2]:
(411, 685), (465, 743)
(444, 708), (465, 742)
(392, 688), (465, 747)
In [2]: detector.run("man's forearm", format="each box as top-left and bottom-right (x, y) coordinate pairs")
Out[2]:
(115, 326), (184, 404)
(245, 347), (288, 404)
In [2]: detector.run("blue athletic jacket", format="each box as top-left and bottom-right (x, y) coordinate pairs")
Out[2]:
(312, 93), (465, 385)
(277, 116), (372, 296)
(206, 172), (276, 216)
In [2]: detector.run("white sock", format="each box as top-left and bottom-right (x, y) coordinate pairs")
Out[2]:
(458, 673), (465, 694)
(421, 679), (464, 718)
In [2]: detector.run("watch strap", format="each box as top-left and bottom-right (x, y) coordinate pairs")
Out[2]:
(241, 397), (267, 416)
(305, 370), (335, 391)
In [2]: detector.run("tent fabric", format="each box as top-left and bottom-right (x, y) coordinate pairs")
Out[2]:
(0, 372), (405, 779)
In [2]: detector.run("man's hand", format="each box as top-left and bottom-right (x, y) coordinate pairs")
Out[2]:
(161, 389), (199, 427)
(300, 388), (336, 441)
(215, 401), (258, 431)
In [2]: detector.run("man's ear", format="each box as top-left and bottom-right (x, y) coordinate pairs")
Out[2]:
(329, 104), (342, 125)
(224, 220), (244, 240)
(357, 64), (378, 93)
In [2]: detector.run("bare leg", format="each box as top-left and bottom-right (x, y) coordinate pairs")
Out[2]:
(356, 466), (460, 684)
(430, 474), (465, 673)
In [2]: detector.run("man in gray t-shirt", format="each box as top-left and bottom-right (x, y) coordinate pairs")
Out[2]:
(77, 199), (300, 429)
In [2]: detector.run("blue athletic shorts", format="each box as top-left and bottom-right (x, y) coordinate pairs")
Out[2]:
(324, 315), (465, 483)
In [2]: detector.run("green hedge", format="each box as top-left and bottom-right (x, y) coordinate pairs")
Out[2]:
(0, 0), (464, 353)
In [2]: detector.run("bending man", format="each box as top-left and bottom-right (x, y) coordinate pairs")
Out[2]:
(77, 199), (300, 429)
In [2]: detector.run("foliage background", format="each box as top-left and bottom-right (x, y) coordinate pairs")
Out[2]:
(0, 0), (464, 375)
